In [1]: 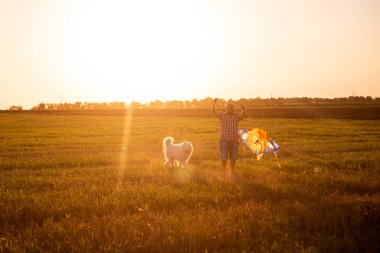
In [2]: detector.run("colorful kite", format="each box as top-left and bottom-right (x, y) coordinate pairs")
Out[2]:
(239, 128), (281, 162)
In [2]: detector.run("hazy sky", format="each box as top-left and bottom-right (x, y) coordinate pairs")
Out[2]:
(1, 0), (379, 109)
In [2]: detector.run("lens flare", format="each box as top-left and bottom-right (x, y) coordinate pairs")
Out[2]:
(117, 106), (134, 190)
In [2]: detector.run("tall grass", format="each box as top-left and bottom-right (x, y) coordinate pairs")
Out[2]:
(0, 113), (379, 252)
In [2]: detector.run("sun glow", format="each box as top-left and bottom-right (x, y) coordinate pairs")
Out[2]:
(117, 105), (134, 190)
(1, 0), (379, 109)
(57, 0), (233, 102)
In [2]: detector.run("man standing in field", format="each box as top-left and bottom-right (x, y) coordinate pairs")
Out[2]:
(212, 98), (247, 177)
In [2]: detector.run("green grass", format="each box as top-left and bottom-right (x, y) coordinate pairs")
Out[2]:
(0, 113), (379, 252)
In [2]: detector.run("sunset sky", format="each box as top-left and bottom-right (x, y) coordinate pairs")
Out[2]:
(1, 0), (379, 109)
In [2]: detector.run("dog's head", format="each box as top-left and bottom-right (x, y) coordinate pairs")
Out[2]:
(182, 142), (193, 154)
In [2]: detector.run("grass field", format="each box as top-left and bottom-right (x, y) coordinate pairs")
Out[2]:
(0, 112), (379, 252)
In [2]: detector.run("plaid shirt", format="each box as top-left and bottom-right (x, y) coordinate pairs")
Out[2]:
(217, 112), (243, 141)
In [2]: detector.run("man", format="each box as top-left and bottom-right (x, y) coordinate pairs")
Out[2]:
(212, 98), (247, 176)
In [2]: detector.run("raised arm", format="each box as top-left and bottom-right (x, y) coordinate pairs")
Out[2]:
(212, 98), (221, 118)
(239, 104), (247, 119)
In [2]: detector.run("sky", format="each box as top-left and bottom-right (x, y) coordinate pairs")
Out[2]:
(0, 0), (379, 109)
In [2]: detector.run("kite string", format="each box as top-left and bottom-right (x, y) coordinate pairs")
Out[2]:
(274, 151), (282, 168)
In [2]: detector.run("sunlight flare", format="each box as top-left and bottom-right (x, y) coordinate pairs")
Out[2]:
(117, 105), (134, 190)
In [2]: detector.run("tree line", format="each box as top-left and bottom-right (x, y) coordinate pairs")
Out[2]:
(7, 96), (380, 111)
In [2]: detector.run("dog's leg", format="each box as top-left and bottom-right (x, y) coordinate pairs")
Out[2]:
(165, 160), (173, 168)
(180, 160), (186, 168)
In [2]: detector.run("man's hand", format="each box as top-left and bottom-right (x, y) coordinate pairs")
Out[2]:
(212, 98), (220, 117)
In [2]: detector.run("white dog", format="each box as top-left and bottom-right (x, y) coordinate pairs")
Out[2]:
(163, 137), (193, 168)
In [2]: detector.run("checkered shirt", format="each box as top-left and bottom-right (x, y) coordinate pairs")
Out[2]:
(219, 112), (242, 141)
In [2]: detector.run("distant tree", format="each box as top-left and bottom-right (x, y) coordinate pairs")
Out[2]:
(47, 103), (58, 110)
(149, 100), (164, 109)
(190, 98), (198, 108)
(84, 102), (93, 110)
(74, 102), (82, 110)
(128, 101), (142, 109)
(27, 95), (379, 111)
(9, 105), (22, 111)
(37, 103), (46, 110)
(198, 97), (214, 108)
(184, 100), (192, 109)
(120, 102), (127, 109)
(165, 100), (184, 109)
(109, 101), (126, 109)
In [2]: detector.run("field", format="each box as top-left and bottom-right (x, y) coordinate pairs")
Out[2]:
(0, 110), (379, 252)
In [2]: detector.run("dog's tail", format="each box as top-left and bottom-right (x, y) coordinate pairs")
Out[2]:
(163, 136), (174, 146)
